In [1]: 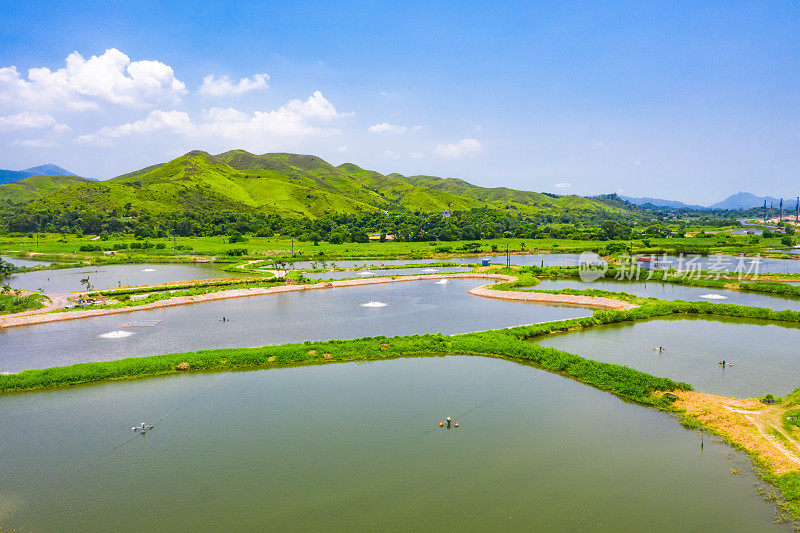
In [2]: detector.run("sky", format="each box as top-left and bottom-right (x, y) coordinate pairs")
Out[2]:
(0, 1), (798, 205)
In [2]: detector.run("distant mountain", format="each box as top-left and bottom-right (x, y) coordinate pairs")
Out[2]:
(0, 164), (79, 186)
(0, 150), (632, 218)
(21, 164), (78, 177)
(620, 195), (706, 210)
(708, 192), (798, 210)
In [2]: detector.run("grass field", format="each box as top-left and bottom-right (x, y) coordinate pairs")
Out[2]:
(1, 231), (796, 268)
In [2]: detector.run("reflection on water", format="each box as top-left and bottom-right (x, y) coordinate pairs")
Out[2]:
(0, 356), (787, 532)
(536, 316), (800, 397)
(0, 279), (590, 372)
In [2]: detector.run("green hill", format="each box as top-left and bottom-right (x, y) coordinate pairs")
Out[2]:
(0, 150), (632, 218)
(0, 174), (92, 205)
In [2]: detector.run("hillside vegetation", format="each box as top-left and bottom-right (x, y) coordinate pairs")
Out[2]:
(0, 150), (630, 218)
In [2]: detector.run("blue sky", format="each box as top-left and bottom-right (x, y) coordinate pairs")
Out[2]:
(0, 1), (798, 204)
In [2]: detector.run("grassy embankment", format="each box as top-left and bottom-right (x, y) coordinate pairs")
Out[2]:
(0, 292), (47, 314)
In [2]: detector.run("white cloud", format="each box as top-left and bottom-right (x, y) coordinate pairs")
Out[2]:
(433, 138), (482, 159)
(338, 145), (348, 152)
(0, 112), (56, 129)
(199, 73), (269, 96)
(9, 138), (55, 147)
(409, 151), (423, 159)
(76, 110), (192, 144)
(77, 91), (348, 145)
(555, 182), (571, 189)
(199, 91), (348, 138)
(0, 48), (186, 111)
(384, 149), (400, 159)
(369, 122), (407, 134)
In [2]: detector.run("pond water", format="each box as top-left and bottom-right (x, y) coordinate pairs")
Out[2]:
(536, 316), (800, 397)
(1, 254), (52, 267)
(3, 263), (236, 293)
(634, 254), (800, 275)
(528, 279), (800, 311)
(0, 356), (788, 532)
(290, 253), (594, 270)
(310, 265), (472, 280)
(0, 279), (590, 372)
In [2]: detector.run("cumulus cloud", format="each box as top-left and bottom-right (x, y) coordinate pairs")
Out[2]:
(368, 122), (407, 134)
(433, 138), (482, 159)
(555, 182), (571, 189)
(76, 91), (348, 145)
(384, 149), (400, 159)
(199, 91), (348, 138)
(199, 73), (269, 96)
(76, 110), (192, 144)
(409, 151), (423, 159)
(0, 48), (186, 111)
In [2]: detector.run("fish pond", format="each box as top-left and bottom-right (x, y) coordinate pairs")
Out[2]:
(1, 254), (51, 267)
(0, 356), (790, 532)
(527, 278), (800, 311)
(309, 265), (472, 280)
(0, 279), (590, 372)
(3, 262), (237, 293)
(535, 315), (800, 397)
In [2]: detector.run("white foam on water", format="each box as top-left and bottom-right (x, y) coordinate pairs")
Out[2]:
(141, 268), (157, 272)
(422, 268), (439, 272)
(361, 301), (388, 307)
(434, 279), (450, 285)
(357, 271), (376, 276)
(98, 330), (135, 339)
(699, 294), (727, 300)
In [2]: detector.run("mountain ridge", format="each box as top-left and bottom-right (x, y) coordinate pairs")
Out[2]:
(0, 150), (629, 219)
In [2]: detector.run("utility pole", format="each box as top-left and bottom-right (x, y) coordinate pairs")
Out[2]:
(763, 199), (767, 222)
(796, 196), (799, 222)
(506, 243), (510, 268)
(780, 198), (784, 222)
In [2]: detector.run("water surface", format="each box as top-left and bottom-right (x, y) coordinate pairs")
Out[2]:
(5, 263), (236, 293)
(536, 316), (800, 397)
(311, 266), (471, 280)
(0, 356), (788, 532)
(529, 279), (800, 311)
(0, 279), (589, 372)
(0, 254), (51, 267)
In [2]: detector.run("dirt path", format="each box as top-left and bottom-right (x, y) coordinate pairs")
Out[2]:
(671, 390), (800, 475)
